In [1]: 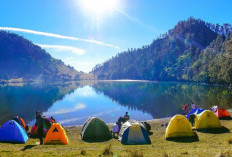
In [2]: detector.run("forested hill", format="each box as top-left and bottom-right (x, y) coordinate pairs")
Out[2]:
(0, 31), (80, 82)
(92, 17), (232, 84)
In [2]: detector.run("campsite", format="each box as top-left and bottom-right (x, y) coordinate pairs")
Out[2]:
(0, 0), (232, 156)
(0, 108), (232, 156)
(1, 83), (232, 156)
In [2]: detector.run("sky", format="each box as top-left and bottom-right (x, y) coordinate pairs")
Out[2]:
(0, 0), (231, 72)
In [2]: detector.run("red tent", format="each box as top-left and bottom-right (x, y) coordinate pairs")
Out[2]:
(214, 108), (231, 119)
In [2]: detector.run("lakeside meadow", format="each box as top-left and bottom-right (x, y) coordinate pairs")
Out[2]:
(1, 117), (232, 156)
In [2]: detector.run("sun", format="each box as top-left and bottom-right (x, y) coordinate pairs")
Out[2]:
(80, 0), (119, 16)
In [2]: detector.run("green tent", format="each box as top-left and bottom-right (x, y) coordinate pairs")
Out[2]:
(81, 117), (112, 142)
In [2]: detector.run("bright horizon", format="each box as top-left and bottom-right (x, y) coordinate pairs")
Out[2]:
(0, 0), (231, 73)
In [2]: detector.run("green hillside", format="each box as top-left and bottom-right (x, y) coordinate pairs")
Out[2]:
(0, 31), (80, 82)
(92, 17), (232, 85)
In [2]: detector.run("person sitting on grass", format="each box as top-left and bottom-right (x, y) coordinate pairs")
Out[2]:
(116, 117), (123, 131)
(191, 103), (196, 109)
(210, 106), (218, 112)
(124, 112), (130, 121)
(116, 112), (130, 132)
(112, 123), (119, 138)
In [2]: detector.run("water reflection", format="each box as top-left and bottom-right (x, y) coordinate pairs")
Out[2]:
(1, 81), (232, 126)
(42, 85), (152, 126)
(92, 81), (232, 119)
(0, 82), (80, 125)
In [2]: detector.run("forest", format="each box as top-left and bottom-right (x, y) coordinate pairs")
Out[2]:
(92, 17), (232, 85)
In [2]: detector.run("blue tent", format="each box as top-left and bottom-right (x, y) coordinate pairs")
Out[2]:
(120, 124), (151, 145)
(186, 108), (204, 119)
(0, 120), (28, 143)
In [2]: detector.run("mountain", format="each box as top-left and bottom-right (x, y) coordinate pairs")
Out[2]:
(92, 17), (232, 84)
(190, 33), (232, 84)
(0, 31), (80, 82)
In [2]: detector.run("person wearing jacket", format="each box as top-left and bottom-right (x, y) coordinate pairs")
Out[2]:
(36, 111), (44, 145)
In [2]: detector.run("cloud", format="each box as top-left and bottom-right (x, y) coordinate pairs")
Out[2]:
(0, 27), (120, 49)
(45, 103), (86, 116)
(36, 44), (85, 55)
(75, 86), (96, 97)
(59, 108), (120, 125)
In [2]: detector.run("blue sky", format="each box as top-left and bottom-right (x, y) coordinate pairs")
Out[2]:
(0, 0), (231, 72)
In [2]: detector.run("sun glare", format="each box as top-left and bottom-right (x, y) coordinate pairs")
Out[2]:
(80, 0), (119, 16)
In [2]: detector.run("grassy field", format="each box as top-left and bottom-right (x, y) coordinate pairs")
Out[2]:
(1, 118), (232, 157)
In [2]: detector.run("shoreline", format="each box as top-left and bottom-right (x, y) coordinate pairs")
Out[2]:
(1, 78), (230, 87)
(63, 117), (172, 128)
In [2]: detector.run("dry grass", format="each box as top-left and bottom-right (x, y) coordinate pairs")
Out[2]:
(102, 144), (113, 156)
(218, 150), (232, 157)
(80, 149), (86, 156)
(227, 139), (232, 144)
(163, 151), (169, 157)
(1, 119), (232, 156)
(128, 149), (143, 157)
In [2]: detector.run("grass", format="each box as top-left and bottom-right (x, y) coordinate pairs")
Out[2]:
(102, 144), (113, 156)
(80, 149), (86, 156)
(128, 149), (143, 157)
(1, 119), (232, 156)
(218, 150), (232, 157)
(227, 139), (232, 144)
(163, 151), (169, 157)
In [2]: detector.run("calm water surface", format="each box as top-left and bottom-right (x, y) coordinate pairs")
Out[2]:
(0, 81), (232, 126)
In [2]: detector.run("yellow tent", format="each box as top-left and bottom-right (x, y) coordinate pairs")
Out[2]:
(194, 110), (221, 129)
(44, 123), (69, 145)
(165, 115), (195, 139)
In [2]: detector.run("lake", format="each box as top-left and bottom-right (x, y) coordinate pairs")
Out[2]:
(0, 81), (232, 126)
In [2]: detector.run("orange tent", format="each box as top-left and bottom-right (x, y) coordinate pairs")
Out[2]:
(43, 123), (69, 145)
(214, 108), (231, 119)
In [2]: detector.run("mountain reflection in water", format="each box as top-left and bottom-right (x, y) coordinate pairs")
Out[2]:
(0, 82), (80, 125)
(1, 81), (232, 126)
(92, 82), (232, 119)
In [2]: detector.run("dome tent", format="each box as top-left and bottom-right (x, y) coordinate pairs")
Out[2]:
(81, 117), (111, 142)
(0, 120), (28, 143)
(165, 115), (196, 139)
(44, 123), (69, 145)
(186, 108), (204, 119)
(194, 110), (221, 129)
(118, 120), (151, 145)
(214, 108), (231, 120)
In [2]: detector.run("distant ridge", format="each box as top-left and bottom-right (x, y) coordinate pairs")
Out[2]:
(92, 17), (232, 85)
(0, 31), (81, 82)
